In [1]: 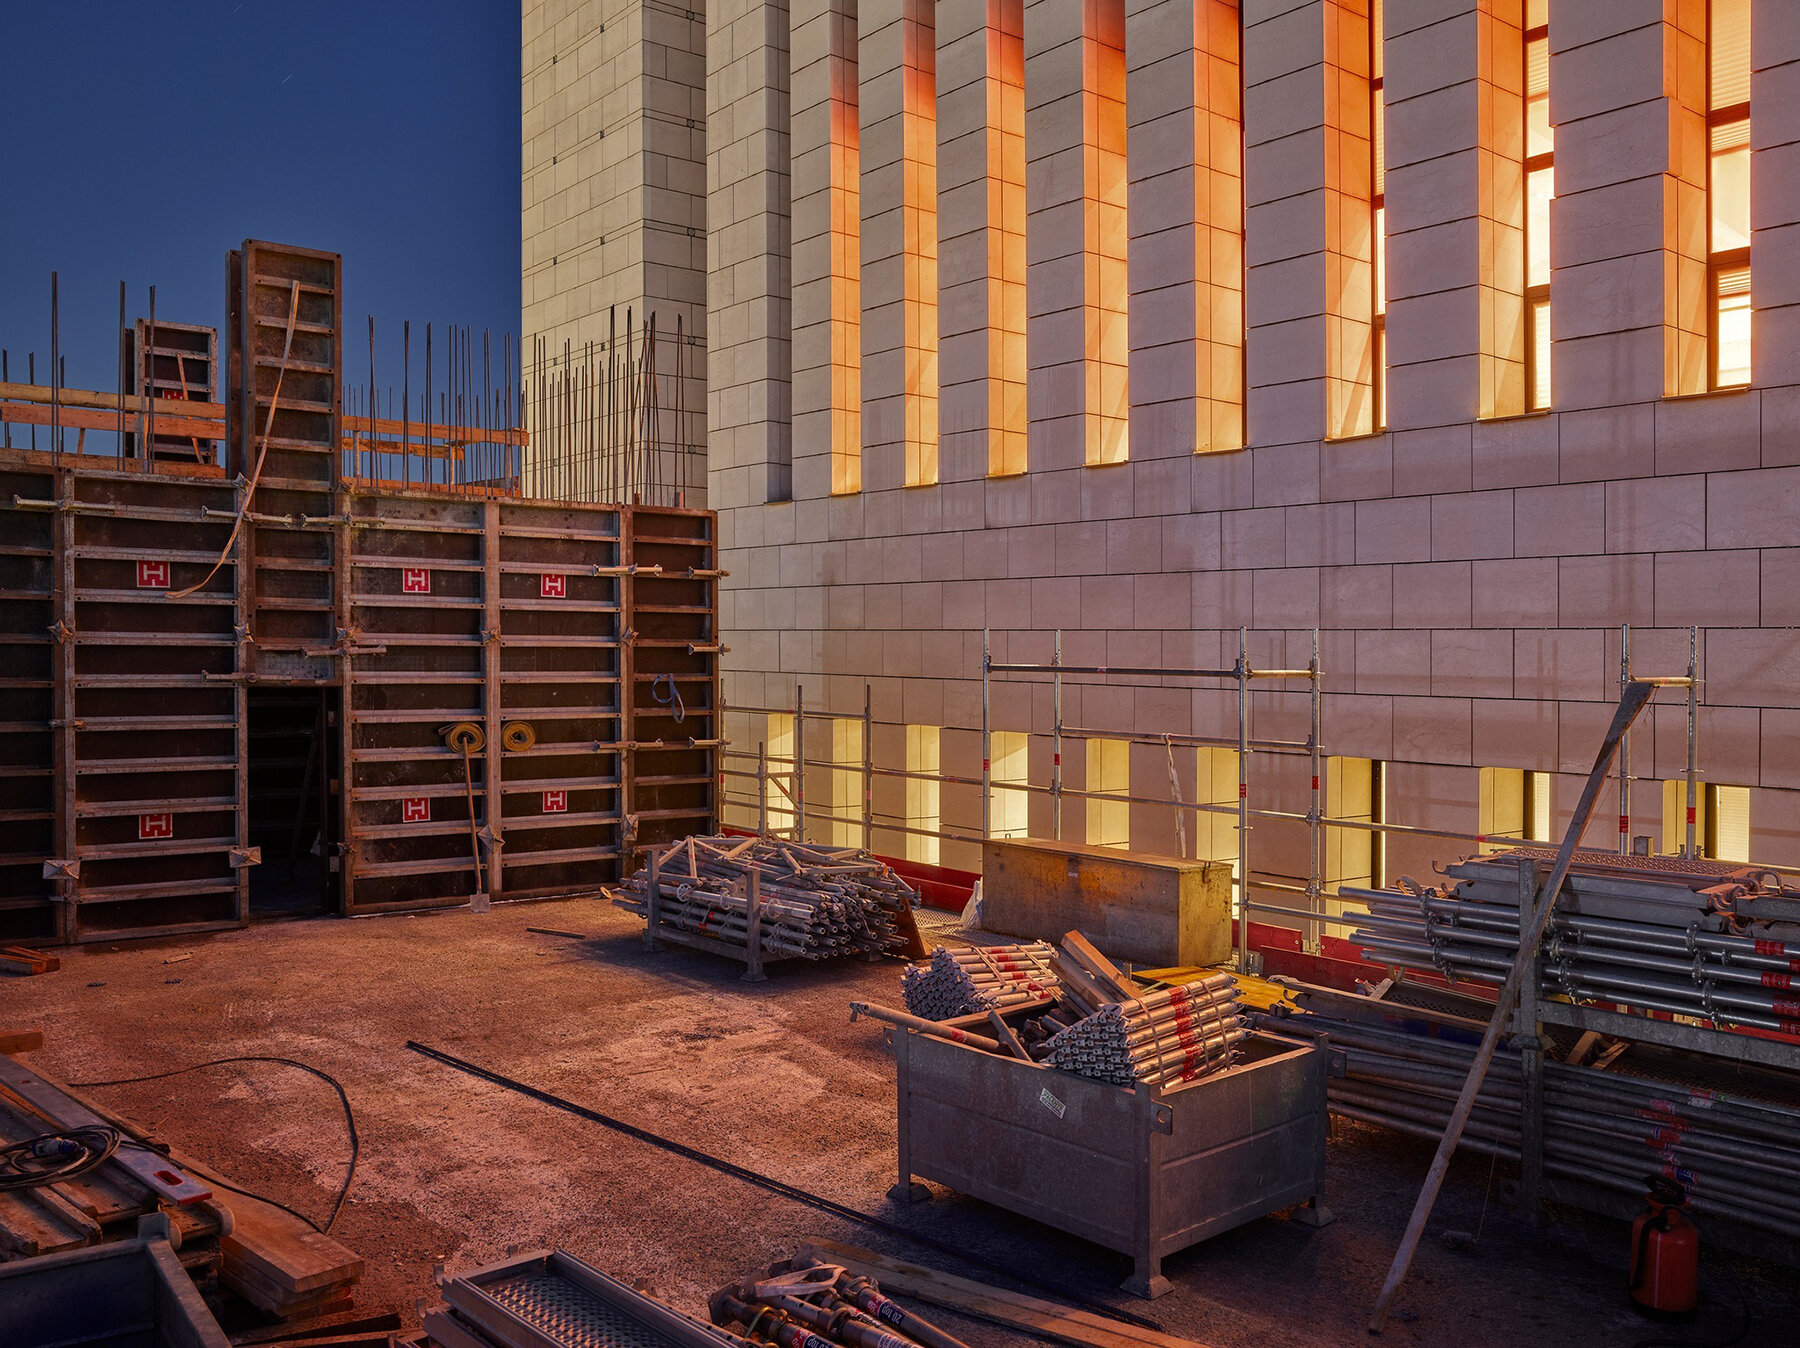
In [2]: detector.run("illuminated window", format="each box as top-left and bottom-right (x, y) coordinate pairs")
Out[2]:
(902, 0), (938, 486)
(905, 725), (940, 865)
(1524, 0), (1552, 409)
(1324, 0), (1378, 440)
(1086, 0), (1130, 465)
(990, 731), (1029, 838)
(1371, 0), (1386, 430)
(1085, 739), (1130, 849)
(1479, 767), (1553, 847)
(830, 9), (863, 493)
(1327, 757), (1385, 894)
(1662, 781), (1751, 861)
(828, 717), (864, 847)
(1193, 747), (1242, 910)
(987, 0), (1027, 477)
(765, 713), (796, 835)
(1709, 0), (1750, 388)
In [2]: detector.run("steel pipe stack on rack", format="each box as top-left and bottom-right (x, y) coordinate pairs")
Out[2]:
(1344, 848), (1800, 1035)
(613, 834), (926, 978)
(1265, 982), (1800, 1250)
(1314, 845), (1800, 1262)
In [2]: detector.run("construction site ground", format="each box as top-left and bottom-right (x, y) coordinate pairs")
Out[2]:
(7, 898), (1790, 1348)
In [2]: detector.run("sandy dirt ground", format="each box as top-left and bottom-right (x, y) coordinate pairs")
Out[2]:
(5, 897), (1792, 1347)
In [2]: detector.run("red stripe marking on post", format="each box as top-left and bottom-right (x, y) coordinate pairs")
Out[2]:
(1619, 816), (1629, 834)
(1687, 807), (1697, 824)
(1239, 784), (1248, 799)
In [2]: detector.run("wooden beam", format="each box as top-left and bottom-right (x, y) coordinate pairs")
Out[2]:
(0, 400), (223, 441)
(797, 1239), (1211, 1348)
(0, 381), (225, 418)
(0, 1030), (43, 1055)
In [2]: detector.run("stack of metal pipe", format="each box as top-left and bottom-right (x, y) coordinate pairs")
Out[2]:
(612, 834), (917, 960)
(1345, 848), (1800, 1036)
(1268, 987), (1800, 1240)
(1043, 973), (1248, 1087)
(901, 942), (1060, 1019)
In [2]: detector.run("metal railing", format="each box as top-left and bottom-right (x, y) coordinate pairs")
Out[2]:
(719, 623), (1769, 973)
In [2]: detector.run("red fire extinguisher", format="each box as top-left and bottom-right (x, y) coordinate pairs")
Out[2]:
(1629, 1174), (1699, 1319)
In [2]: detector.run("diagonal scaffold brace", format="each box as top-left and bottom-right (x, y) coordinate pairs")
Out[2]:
(1367, 677), (1659, 1333)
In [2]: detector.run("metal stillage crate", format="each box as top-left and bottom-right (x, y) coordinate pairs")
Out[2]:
(890, 1028), (1332, 1297)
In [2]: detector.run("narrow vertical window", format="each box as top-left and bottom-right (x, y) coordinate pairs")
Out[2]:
(831, 9), (864, 493)
(1193, 746), (1241, 895)
(828, 717), (864, 846)
(1371, 0), (1386, 429)
(1086, 0), (1130, 465)
(905, 725), (941, 864)
(1524, 0), (1552, 409)
(1085, 738), (1130, 849)
(1664, 781), (1752, 860)
(1479, 767), (1551, 845)
(1324, 0), (1377, 440)
(987, 0), (1027, 476)
(1709, 0), (1751, 388)
(903, 0), (939, 485)
(765, 713), (796, 835)
(989, 731), (1029, 838)
(1327, 757), (1384, 894)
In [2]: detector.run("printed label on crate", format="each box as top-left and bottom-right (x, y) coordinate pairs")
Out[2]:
(401, 567), (431, 594)
(401, 796), (430, 823)
(136, 559), (169, 589)
(543, 789), (568, 813)
(540, 572), (566, 598)
(1038, 1086), (1066, 1119)
(138, 812), (174, 840)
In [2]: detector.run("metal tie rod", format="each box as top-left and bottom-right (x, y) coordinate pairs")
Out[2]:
(1367, 678), (1657, 1333)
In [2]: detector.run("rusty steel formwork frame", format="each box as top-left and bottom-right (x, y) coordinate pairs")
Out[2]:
(0, 239), (719, 943)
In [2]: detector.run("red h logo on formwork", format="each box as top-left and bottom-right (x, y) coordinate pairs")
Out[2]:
(138, 813), (174, 840)
(540, 573), (566, 599)
(402, 797), (430, 823)
(136, 560), (169, 589)
(401, 567), (431, 594)
(542, 790), (568, 814)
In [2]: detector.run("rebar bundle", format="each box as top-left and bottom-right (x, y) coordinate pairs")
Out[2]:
(613, 835), (918, 960)
(710, 1254), (971, 1348)
(1346, 848), (1800, 1036)
(901, 943), (1060, 1019)
(1267, 988), (1800, 1240)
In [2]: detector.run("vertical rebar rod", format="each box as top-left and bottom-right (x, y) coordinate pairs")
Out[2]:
(758, 740), (769, 838)
(1237, 626), (1250, 971)
(2, 350), (9, 449)
(51, 274), (62, 468)
(116, 282), (126, 454)
(1051, 629), (1063, 841)
(1687, 625), (1701, 858)
(140, 283), (150, 469)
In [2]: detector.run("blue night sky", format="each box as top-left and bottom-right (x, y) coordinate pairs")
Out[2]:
(0, 1), (519, 414)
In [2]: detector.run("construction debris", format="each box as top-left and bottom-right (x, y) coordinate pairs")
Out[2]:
(615, 835), (921, 962)
(0, 1041), (362, 1320)
(871, 932), (1248, 1090)
(426, 1248), (736, 1348)
(0, 947), (59, 977)
(710, 1251), (974, 1348)
(901, 942), (1060, 1018)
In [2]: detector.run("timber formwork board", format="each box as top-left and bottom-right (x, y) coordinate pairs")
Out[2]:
(625, 509), (719, 854)
(0, 452), (246, 943)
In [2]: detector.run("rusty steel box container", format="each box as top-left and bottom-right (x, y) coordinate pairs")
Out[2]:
(979, 837), (1232, 967)
(890, 1027), (1330, 1297)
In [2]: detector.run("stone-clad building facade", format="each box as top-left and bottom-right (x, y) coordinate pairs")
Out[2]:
(532, 0), (1800, 934)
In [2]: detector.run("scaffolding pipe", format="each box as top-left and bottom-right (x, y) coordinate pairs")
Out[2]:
(1237, 627), (1250, 972)
(1051, 629), (1064, 841)
(981, 628), (992, 842)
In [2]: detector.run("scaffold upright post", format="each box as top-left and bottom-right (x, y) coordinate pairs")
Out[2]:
(1308, 627), (1323, 954)
(1237, 627), (1251, 973)
(1052, 629), (1064, 841)
(981, 628), (992, 841)
(1619, 623), (1632, 854)
(1687, 625), (1700, 858)
(862, 683), (874, 850)
(793, 682), (806, 844)
(757, 740), (768, 838)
